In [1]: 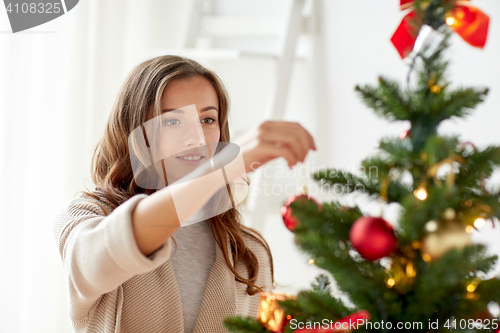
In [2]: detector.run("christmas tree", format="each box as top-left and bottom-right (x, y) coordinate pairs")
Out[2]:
(224, 1), (500, 332)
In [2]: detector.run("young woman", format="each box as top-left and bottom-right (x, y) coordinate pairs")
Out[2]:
(53, 55), (316, 333)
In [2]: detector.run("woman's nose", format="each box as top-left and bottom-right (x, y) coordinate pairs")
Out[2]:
(184, 122), (206, 147)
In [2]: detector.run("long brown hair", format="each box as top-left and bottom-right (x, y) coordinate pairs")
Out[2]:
(80, 55), (274, 295)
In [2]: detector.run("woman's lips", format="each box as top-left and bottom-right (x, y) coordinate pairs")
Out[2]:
(175, 155), (206, 166)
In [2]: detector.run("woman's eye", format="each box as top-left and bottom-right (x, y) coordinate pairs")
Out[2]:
(201, 117), (216, 125)
(162, 119), (180, 126)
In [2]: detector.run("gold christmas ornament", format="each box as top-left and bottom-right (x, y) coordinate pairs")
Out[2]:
(421, 221), (472, 261)
(257, 292), (297, 333)
(430, 84), (442, 93)
(427, 74), (443, 94)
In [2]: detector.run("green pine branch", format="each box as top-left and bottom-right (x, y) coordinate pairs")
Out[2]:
(355, 77), (410, 122)
(422, 134), (460, 164)
(456, 145), (500, 190)
(476, 278), (500, 304)
(312, 166), (412, 204)
(223, 316), (270, 333)
(433, 87), (489, 122)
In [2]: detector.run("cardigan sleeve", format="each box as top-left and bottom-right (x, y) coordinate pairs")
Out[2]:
(53, 193), (173, 321)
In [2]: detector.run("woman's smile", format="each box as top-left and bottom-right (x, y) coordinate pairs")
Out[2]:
(175, 154), (206, 166)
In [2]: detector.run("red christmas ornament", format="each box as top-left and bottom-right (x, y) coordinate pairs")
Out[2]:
(281, 194), (322, 232)
(349, 216), (398, 261)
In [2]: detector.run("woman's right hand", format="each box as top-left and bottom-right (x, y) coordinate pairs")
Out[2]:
(233, 120), (317, 174)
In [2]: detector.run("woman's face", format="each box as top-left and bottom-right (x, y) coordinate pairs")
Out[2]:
(156, 76), (221, 183)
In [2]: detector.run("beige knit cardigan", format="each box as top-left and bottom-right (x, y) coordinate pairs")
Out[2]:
(53, 193), (273, 333)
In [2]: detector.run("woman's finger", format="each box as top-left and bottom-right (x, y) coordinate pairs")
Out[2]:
(285, 122), (316, 151)
(265, 121), (315, 151)
(261, 141), (300, 167)
(259, 126), (306, 162)
(259, 121), (312, 162)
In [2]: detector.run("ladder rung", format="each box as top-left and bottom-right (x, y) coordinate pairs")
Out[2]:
(148, 48), (308, 61)
(200, 16), (285, 38)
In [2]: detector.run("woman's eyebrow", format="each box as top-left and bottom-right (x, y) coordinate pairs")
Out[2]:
(161, 106), (219, 114)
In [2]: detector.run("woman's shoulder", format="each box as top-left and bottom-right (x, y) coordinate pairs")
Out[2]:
(59, 192), (113, 218)
(53, 193), (111, 241)
(55, 192), (150, 225)
(52, 193), (113, 257)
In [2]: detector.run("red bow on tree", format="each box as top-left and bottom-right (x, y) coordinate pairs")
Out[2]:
(391, 0), (489, 58)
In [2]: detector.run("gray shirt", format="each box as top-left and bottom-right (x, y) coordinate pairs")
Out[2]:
(170, 220), (216, 333)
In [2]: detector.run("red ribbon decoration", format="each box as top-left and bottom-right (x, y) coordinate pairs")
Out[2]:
(391, 0), (489, 58)
(391, 10), (419, 59)
(447, 5), (489, 47)
(293, 310), (370, 333)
